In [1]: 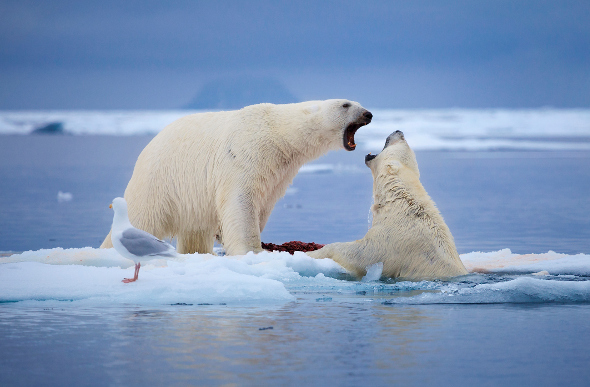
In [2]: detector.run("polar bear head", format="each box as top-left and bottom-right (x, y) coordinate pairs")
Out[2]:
(304, 99), (373, 151)
(364, 130), (420, 178)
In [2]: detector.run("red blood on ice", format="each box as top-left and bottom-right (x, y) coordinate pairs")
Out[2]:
(261, 241), (325, 255)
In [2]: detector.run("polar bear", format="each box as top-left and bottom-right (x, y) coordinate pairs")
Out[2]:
(307, 130), (468, 280)
(100, 100), (372, 255)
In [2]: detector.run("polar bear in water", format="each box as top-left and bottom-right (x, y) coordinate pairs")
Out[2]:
(101, 100), (372, 255)
(308, 131), (468, 280)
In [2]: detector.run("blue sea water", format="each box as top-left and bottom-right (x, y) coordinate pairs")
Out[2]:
(1, 128), (590, 385)
(2, 303), (590, 386)
(1, 135), (589, 254)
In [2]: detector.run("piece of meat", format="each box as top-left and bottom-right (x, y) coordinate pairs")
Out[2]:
(262, 241), (325, 255)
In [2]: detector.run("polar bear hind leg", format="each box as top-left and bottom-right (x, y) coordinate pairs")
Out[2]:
(176, 231), (214, 254)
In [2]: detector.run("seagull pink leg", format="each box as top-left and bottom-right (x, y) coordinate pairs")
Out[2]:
(122, 262), (141, 283)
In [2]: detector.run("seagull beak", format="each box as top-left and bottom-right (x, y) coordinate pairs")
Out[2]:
(109, 203), (113, 209)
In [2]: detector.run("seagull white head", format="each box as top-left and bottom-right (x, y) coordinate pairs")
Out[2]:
(109, 197), (131, 229)
(109, 197), (127, 212)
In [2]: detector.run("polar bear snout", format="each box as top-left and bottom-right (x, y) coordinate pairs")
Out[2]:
(365, 130), (405, 165)
(365, 153), (377, 166)
(356, 110), (373, 126)
(384, 130), (404, 148)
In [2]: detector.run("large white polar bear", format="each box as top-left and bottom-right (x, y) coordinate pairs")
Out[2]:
(307, 130), (468, 280)
(101, 100), (373, 255)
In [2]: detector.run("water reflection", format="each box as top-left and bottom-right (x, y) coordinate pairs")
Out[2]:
(2, 301), (590, 385)
(87, 300), (443, 384)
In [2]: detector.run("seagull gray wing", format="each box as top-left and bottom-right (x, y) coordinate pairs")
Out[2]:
(120, 228), (176, 258)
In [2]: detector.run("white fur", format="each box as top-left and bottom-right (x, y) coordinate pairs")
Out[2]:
(101, 100), (371, 255)
(308, 131), (468, 280)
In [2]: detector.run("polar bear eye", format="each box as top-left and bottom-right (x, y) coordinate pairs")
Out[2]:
(342, 103), (351, 108)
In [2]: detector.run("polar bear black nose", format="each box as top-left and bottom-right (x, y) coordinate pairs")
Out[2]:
(364, 111), (373, 121)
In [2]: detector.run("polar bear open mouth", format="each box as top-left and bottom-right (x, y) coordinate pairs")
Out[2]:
(364, 153), (377, 164)
(344, 121), (370, 151)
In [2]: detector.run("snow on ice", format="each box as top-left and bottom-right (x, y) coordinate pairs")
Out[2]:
(1, 247), (589, 305)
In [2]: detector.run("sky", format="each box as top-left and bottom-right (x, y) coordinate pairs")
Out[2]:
(0, 0), (589, 109)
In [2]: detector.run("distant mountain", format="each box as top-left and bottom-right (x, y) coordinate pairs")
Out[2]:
(184, 77), (298, 109)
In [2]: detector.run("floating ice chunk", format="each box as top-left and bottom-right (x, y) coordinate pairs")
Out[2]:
(362, 262), (383, 282)
(461, 249), (590, 276)
(57, 191), (73, 202)
(3, 247), (589, 306)
(532, 270), (550, 276)
(384, 277), (590, 305)
(0, 261), (294, 305)
(0, 247), (348, 305)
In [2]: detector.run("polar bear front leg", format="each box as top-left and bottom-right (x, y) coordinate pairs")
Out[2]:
(219, 192), (265, 256)
(307, 242), (369, 278)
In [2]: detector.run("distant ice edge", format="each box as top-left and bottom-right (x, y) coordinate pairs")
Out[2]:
(1, 109), (589, 151)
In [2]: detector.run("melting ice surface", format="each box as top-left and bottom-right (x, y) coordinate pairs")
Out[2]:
(2, 247), (589, 305)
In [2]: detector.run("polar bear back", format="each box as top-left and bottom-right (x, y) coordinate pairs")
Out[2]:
(101, 99), (373, 255)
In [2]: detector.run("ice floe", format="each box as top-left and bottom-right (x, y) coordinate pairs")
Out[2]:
(1, 247), (589, 305)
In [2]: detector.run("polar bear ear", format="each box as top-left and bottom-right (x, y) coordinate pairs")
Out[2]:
(385, 160), (402, 174)
(303, 104), (320, 114)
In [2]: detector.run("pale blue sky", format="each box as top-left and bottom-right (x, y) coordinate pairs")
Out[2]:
(1, 0), (588, 109)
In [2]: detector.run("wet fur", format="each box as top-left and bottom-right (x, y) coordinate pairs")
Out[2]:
(308, 133), (468, 280)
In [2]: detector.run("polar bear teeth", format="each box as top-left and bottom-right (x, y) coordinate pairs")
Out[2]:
(344, 123), (363, 151)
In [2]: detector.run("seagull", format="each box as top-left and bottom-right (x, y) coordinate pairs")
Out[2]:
(109, 197), (178, 283)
